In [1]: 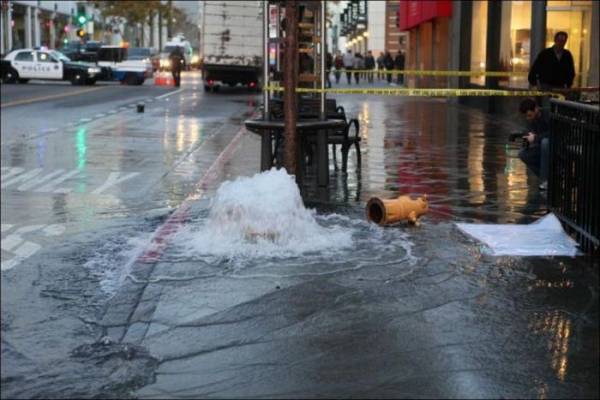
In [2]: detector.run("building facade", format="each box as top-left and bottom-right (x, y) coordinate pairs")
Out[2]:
(1, 0), (79, 54)
(337, 0), (402, 57)
(0, 0), (186, 55)
(394, 0), (597, 111)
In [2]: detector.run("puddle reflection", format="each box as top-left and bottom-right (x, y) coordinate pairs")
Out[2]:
(350, 98), (538, 223)
(529, 310), (572, 381)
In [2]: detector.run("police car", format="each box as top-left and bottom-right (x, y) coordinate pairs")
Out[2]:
(1, 48), (103, 85)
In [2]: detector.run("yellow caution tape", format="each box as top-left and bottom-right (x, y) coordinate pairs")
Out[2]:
(264, 85), (565, 99)
(328, 69), (529, 77)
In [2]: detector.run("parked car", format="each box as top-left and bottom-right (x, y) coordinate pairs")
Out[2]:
(84, 40), (102, 53)
(128, 47), (159, 72)
(158, 51), (172, 71)
(60, 40), (100, 63)
(1, 48), (102, 85)
(190, 52), (201, 70)
(96, 46), (153, 85)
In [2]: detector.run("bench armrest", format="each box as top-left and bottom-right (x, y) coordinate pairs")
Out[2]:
(348, 118), (360, 139)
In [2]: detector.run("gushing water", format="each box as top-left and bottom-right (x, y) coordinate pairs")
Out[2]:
(175, 169), (354, 259)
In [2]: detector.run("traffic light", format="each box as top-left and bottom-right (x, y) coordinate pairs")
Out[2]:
(77, 14), (87, 25)
(77, 28), (86, 38)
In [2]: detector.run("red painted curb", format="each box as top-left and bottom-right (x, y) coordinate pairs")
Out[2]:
(137, 113), (256, 264)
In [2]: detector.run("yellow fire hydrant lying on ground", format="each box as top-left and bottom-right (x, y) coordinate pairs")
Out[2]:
(366, 195), (429, 226)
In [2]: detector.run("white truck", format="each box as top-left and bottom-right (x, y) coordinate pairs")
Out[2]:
(200, 1), (262, 92)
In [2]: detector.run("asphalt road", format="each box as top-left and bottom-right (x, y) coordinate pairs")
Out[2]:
(1, 79), (178, 144)
(1, 71), (264, 398)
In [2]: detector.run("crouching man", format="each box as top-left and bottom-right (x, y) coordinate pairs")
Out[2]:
(518, 98), (551, 190)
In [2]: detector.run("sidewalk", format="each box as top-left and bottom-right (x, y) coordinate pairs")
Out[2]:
(108, 92), (598, 398)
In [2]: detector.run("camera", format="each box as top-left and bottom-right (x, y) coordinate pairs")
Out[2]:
(508, 132), (529, 148)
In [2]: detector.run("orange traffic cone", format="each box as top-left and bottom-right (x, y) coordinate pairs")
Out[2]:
(154, 72), (173, 86)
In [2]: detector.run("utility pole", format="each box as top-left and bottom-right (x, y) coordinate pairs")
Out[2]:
(283, 1), (299, 175)
(167, 0), (172, 39)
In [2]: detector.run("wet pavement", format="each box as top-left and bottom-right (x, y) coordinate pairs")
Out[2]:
(1, 73), (599, 398)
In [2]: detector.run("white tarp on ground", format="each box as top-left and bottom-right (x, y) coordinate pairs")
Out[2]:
(455, 213), (579, 256)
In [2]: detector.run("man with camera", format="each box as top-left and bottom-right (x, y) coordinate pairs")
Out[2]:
(513, 98), (551, 190)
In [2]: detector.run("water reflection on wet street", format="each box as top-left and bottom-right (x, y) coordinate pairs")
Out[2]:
(1, 76), (598, 398)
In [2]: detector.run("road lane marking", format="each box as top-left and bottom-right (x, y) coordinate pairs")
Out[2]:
(17, 169), (65, 191)
(1, 242), (41, 271)
(36, 170), (80, 193)
(0, 86), (107, 108)
(1, 234), (23, 251)
(91, 172), (141, 195)
(1, 168), (142, 194)
(1, 167), (25, 181)
(155, 88), (183, 100)
(1, 168), (44, 189)
(1, 224), (14, 233)
(1, 223), (66, 272)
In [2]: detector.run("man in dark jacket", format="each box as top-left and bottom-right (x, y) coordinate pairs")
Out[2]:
(394, 51), (405, 85)
(326, 52), (333, 88)
(528, 31), (575, 90)
(376, 52), (385, 80)
(517, 98), (551, 189)
(169, 46), (184, 87)
(364, 50), (375, 83)
(383, 52), (394, 84)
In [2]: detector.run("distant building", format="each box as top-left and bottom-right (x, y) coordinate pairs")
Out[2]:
(172, 0), (200, 49)
(1, 1), (81, 54)
(335, 0), (403, 57)
(0, 0), (183, 54)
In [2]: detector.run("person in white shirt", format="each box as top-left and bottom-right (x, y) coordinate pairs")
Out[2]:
(342, 50), (355, 84)
(353, 53), (364, 84)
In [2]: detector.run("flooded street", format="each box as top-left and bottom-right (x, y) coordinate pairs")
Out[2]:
(1, 73), (598, 398)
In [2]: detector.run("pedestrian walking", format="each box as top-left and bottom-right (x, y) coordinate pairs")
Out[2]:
(343, 50), (355, 84)
(326, 52), (333, 88)
(528, 31), (575, 91)
(376, 52), (385, 80)
(394, 50), (405, 86)
(169, 46), (184, 87)
(334, 51), (343, 84)
(353, 53), (364, 84)
(383, 52), (394, 84)
(365, 51), (376, 84)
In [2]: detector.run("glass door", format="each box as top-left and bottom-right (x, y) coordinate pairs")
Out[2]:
(546, 1), (593, 87)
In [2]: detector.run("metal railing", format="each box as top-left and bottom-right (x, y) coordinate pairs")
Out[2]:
(549, 99), (599, 254)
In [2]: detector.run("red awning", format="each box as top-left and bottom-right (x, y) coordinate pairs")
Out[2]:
(398, 0), (452, 31)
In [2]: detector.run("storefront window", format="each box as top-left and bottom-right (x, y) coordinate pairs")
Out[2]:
(470, 1), (488, 85)
(546, 1), (593, 86)
(499, 1), (532, 88)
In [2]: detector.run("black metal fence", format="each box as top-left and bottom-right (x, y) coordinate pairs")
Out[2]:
(549, 99), (599, 254)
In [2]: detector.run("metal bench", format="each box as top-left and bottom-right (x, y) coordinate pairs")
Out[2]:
(268, 98), (361, 173)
